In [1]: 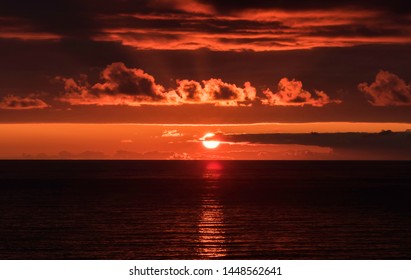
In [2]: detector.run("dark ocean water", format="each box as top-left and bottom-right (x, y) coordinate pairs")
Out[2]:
(0, 160), (410, 259)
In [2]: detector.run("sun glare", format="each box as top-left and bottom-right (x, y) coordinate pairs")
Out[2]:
(201, 133), (221, 149)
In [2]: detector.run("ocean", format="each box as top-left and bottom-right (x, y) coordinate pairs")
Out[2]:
(0, 160), (410, 259)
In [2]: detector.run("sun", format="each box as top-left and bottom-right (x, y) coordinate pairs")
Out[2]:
(201, 133), (221, 149)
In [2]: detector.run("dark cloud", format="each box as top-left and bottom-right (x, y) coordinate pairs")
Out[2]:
(57, 62), (176, 106)
(58, 62), (344, 107)
(222, 130), (411, 159)
(358, 70), (411, 106)
(58, 62), (256, 106)
(307, 24), (411, 38)
(0, 95), (49, 110)
(93, 62), (165, 98)
(197, 0), (411, 13)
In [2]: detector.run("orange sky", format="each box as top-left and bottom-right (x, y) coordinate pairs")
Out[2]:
(1, 122), (410, 159)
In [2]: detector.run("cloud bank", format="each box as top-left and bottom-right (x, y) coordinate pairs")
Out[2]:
(1, 1), (411, 51)
(58, 62), (256, 106)
(221, 130), (411, 159)
(58, 62), (337, 107)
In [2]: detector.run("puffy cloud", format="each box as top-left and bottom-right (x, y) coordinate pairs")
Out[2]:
(358, 70), (411, 106)
(93, 62), (166, 98)
(58, 62), (181, 106)
(262, 77), (340, 107)
(58, 62), (256, 106)
(176, 79), (256, 106)
(0, 95), (49, 110)
(57, 63), (346, 107)
(204, 79), (256, 106)
(175, 80), (204, 102)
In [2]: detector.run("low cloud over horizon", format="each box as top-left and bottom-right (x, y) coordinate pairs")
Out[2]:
(220, 130), (411, 160)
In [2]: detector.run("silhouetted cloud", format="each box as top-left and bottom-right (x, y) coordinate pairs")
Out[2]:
(57, 62), (256, 106)
(358, 70), (411, 106)
(221, 130), (411, 159)
(195, 0), (411, 13)
(0, 95), (49, 110)
(262, 77), (341, 106)
(58, 62), (180, 106)
(57, 62), (349, 107)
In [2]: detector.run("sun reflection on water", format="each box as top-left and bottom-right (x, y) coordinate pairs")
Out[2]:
(197, 161), (227, 259)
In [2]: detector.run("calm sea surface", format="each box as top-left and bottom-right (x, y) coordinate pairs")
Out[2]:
(0, 160), (410, 259)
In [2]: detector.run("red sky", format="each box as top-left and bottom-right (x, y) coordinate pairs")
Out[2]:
(1, 0), (411, 159)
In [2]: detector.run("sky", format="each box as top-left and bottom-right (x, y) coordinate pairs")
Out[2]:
(1, 0), (411, 159)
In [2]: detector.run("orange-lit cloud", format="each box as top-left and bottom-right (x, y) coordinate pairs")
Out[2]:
(58, 62), (180, 106)
(358, 70), (411, 106)
(0, 95), (49, 110)
(58, 62), (256, 106)
(92, 8), (411, 51)
(162, 129), (183, 137)
(262, 78), (341, 107)
(176, 79), (256, 106)
(2, 2), (410, 51)
(58, 62), (342, 107)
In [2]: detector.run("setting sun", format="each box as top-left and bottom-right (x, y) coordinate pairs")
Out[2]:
(201, 133), (221, 149)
